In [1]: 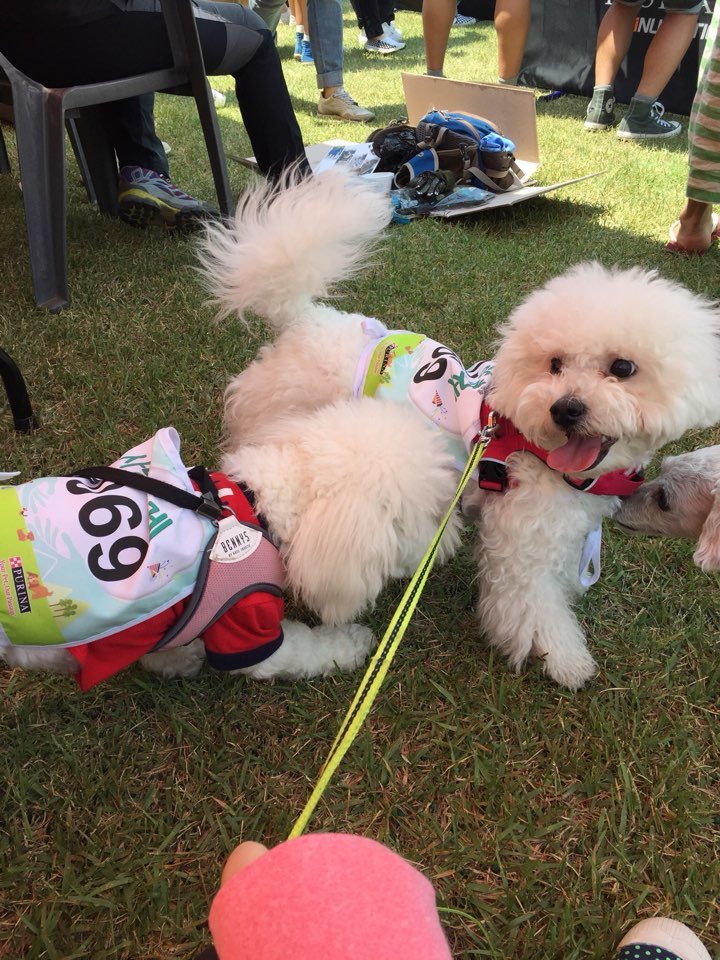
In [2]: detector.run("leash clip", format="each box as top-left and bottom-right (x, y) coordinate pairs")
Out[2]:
(479, 409), (499, 443)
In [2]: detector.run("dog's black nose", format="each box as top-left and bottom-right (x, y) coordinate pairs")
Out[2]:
(550, 396), (587, 429)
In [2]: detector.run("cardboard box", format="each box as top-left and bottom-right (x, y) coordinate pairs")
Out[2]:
(400, 72), (602, 217)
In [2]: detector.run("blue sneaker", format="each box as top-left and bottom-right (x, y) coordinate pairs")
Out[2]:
(117, 166), (219, 231)
(300, 38), (314, 64)
(293, 30), (303, 60)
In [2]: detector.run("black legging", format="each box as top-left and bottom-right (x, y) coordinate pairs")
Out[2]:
(0, 0), (309, 180)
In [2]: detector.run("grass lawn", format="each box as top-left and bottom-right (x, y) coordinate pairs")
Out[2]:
(0, 9), (719, 959)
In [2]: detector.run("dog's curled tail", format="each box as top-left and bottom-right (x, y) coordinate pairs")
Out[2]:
(198, 167), (392, 328)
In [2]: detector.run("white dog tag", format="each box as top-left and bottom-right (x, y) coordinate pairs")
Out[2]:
(210, 516), (263, 563)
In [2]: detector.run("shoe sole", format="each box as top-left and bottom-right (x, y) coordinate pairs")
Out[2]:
(584, 120), (615, 131)
(118, 196), (216, 232)
(364, 44), (405, 53)
(318, 110), (375, 121)
(616, 126), (681, 140)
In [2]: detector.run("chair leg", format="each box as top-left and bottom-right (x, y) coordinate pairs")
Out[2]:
(192, 79), (234, 218)
(68, 110), (119, 216)
(0, 127), (10, 174)
(13, 85), (69, 312)
(0, 349), (39, 433)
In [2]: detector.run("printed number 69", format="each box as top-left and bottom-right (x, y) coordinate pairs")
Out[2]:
(78, 495), (148, 582)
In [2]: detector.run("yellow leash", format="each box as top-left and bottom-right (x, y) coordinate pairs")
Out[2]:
(288, 420), (495, 839)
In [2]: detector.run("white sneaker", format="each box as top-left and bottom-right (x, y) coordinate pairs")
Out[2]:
(318, 87), (375, 122)
(211, 88), (226, 108)
(364, 34), (405, 53)
(453, 12), (477, 25)
(383, 20), (403, 42)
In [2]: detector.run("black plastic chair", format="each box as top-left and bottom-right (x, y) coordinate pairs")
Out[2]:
(0, 0), (234, 313)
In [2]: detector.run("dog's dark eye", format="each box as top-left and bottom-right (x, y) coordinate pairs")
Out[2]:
(609, 359), (637, 379)
(656, 486), (671, 512)
(550, 357), (562, 375)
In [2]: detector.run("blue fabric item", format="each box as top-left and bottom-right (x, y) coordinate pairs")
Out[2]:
(420, 110), (499, 145)
(394, 148), (439, 187)
(479, 132), (516, 152)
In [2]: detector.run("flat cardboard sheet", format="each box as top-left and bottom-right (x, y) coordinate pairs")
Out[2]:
(242, 76), (603, 216)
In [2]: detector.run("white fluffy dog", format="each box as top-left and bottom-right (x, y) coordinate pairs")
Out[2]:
(198, 170), (720, 690)
(615, 445), (720, 571)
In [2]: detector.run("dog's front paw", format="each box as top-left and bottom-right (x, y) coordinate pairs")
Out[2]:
(540, 644), (597, 691)
(314, 622), (374, 670)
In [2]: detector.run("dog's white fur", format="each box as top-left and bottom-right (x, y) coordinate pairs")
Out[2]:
(615, 445), (720, 571)
(203, 170), (720, 689)
(8, 171), (720, 689)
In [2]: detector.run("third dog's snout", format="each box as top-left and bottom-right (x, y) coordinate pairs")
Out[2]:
(550, 396), (587, 429)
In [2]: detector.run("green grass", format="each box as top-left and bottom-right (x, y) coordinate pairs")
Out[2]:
(1, 9), (719, 959)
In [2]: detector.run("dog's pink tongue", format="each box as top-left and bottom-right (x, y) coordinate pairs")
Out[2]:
(546, 435), (602, 473)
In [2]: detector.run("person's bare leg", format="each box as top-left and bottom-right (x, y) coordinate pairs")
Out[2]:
(594, 1), (637, 86)
(495, 0), (531, 82)
(635, 12), (698, 98)
(423, 0), (455, 74)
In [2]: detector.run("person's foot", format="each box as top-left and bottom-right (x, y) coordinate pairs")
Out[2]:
(584, 85), (616, 130)
(616, 918), (711, 960)
(317, 87), (375, 122)
(617, 98), (681, 140)
(364, 34), (405, 53)
(358, 21), (403, 45)
(666, 210), (719, 254)
(299, 38), (314, 63)
(117, 166), (219, 231)
(453, 12), (477, 25)
(293, 30), (303, 59)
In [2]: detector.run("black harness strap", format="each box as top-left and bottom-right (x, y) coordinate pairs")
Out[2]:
(71, 465), (224, 521)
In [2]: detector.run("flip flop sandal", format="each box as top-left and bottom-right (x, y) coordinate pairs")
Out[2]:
(665, 211), (719, 254)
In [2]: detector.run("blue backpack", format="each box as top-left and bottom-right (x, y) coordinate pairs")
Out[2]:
(411, 109), (524, 193)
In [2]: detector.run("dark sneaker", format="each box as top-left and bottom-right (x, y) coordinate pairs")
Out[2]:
(616, 99), (681, 141)
(584, 86), (616, 130)
(117, 166), (219, 231)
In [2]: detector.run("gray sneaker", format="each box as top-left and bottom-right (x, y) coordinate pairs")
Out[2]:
(616, 99), (681, 140)
(318, 87), (375, 122)
(584, 86), (616, 130)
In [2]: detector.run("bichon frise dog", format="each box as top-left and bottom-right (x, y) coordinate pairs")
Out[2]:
(198, 170), (720, 690)
(615, 444), (720, 571)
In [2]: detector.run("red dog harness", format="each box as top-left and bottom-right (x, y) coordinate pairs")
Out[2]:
(68, 469), (285, 690)
(476, 402), (645, 496)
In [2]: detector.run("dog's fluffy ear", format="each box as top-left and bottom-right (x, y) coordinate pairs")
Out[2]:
(693, 483), (720, 571)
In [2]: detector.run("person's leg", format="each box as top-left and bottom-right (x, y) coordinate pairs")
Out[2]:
(306, 0), (344, 89)
(105, 93), (169, 177)
(422, 0), (455, 75)
(192, 1), (310, 177)
(634, 10), (699, 98)
(494, 0), (531, 83)
(593, 0), (638, 87)
(308, 0), (375, 120)
(585, 0), (639, 131)
(251, 0), (288, 37)
(667, 6), (720, 251)
(617, 4), (700, 140)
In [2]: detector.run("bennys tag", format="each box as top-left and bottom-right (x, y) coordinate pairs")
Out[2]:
(210, 516), (263, 563)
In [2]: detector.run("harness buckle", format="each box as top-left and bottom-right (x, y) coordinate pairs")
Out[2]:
(196, 491), (224, 522)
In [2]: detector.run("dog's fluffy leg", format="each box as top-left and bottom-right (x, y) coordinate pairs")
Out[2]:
(237, 619), (373, 680)
(1, 643), (79, 675)
(472, 458), (611, 690)
(140, 637), (207, 679)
